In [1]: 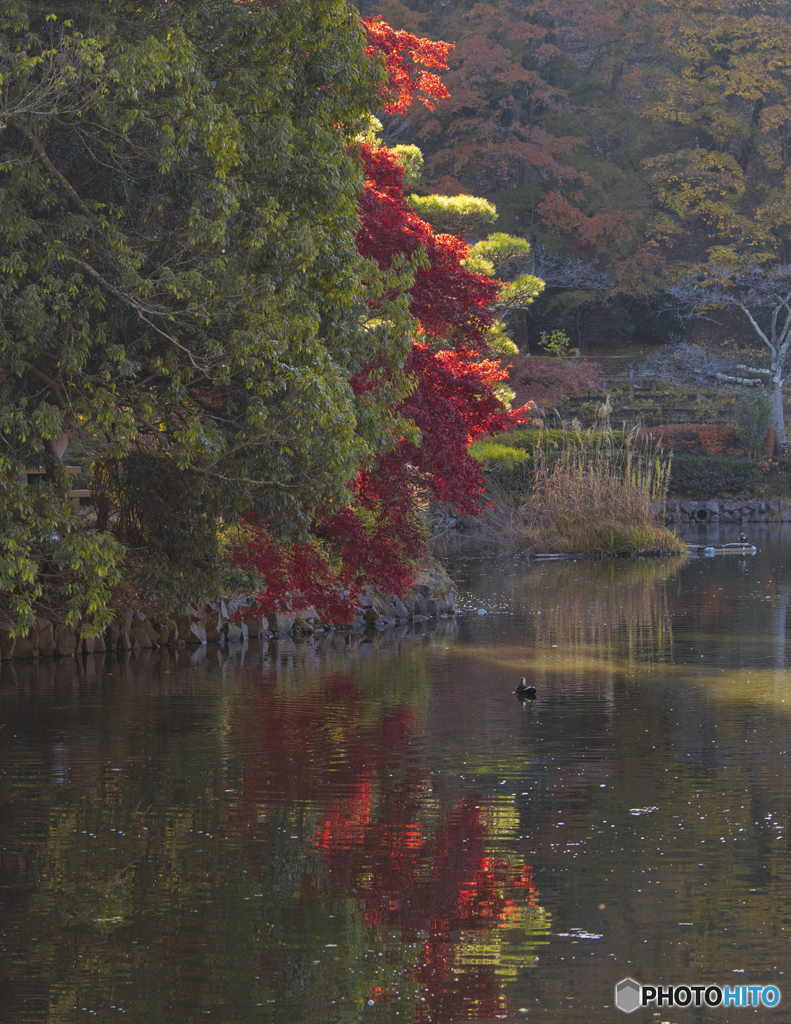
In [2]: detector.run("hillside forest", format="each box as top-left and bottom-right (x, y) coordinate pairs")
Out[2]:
(2, 0), (791, 634)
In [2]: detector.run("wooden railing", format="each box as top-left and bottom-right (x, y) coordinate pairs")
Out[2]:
(20, 466), (91, 511)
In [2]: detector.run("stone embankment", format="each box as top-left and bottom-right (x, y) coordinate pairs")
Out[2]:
(660, 499), (791, 525)
(0, 567), (459, 661)
(432, 499), (791, 530)
(427, 506), (481, 531)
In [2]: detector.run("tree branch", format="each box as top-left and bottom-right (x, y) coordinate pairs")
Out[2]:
(63, 255), (204, 370)
(9, 119), (98, 224)
(714, 372), (764, 387)
(734, 364), (771, 375)
(186, 463), (300, 490)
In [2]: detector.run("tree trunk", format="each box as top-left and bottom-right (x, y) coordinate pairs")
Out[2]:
(43, 431), (71, 482)
(769, 378), (787, 443)
(45, 431), (70, 463)
(511, 309), (528, 353)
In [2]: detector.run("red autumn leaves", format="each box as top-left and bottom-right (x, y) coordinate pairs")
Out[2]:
(234, 15), (526, 619)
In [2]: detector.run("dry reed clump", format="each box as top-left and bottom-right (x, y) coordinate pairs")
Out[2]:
(487, 428), (685, 556)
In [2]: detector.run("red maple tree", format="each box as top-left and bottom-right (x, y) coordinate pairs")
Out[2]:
(232, 16), (529, 621)
(357, 142), (500, 347)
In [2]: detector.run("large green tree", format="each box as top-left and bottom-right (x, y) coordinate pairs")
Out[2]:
(0, 0), (415, 632)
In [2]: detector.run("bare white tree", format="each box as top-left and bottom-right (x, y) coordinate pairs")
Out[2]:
(660, 265), (791, 441)
(529, 247), (610, 293)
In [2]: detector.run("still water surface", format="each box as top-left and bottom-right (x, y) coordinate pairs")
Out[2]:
(3, 524), (791, 1022)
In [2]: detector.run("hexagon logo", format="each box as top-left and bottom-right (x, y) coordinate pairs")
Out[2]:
(615, 977), (642, 1014)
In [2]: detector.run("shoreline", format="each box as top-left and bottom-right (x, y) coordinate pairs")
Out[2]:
(0, 566), (460, 663)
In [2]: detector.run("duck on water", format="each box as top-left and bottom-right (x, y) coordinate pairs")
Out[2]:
(515, 677), (537, 699)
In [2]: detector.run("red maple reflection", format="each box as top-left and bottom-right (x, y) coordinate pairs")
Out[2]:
(231, 671), (540, 1023)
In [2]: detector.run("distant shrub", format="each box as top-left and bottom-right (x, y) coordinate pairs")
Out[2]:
(737, 394), (771, 461)
(469, 441), (531, 501)
(668, 454), (761, 497)
(390, 144), (424, 187)
(641, 424), (745, 457)
(407, 193), (497, 234)
(510, 356), (602, 412)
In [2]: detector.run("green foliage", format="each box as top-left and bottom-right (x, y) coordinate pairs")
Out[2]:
(360, 114), (384, 144)
(407, 193), (497, 235)
(668, 455), (761, 498)
(758, 461), (791, 499)
(539, 330), (571, 357)
(484, 321), (519, 357)
(496, 428), (631, 452)
(0, 0), (414, 629)
(466, 234), (543, 311)
(736, 394), (771, 462)
(469, 233), (532, 276)
(498, 273), (545, 309)
(0, 469), (123, 635)
(391, 143), (424, 187)
(462, 253), (496, 277)
(469, 440), (532, 502)
(695, 398), (720, 422)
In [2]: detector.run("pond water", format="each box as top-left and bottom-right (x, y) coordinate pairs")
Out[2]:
(3, 523), (791, 1023)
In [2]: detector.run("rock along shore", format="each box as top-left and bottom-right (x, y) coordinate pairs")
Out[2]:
(0, 566), (459, 662)
(659, 498), (791, 526)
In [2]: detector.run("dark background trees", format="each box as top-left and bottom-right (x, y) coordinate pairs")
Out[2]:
(361, 0), (791, 364)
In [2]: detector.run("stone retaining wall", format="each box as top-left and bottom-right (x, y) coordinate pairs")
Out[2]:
(0, 567), (459, 662)
(660, 499), (791, 525)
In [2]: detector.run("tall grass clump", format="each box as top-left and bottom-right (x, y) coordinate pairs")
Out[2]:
(489, 428), (685, 555)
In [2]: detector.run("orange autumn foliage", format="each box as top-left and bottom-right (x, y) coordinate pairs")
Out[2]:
(363, 15), (453, 114)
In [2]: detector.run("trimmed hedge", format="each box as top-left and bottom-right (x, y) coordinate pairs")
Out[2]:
(668, 454), (761, 498)
(469, 441), (530, 466)
(504, 428), (631, 452)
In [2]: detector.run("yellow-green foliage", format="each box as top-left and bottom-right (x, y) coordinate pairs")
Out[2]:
(539, 329), (570, 357)
(408, 194), (497, 234)
(391, 144), (424, 187)
(462, 253), (496, 277)
(470, 441), (529, 466)
(497, 273), (544, 308)
(485, 320), (519, 356)
(496, 428), (631, 452)
(359, 115), (383, 144)
(469, 233), (532, 274)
